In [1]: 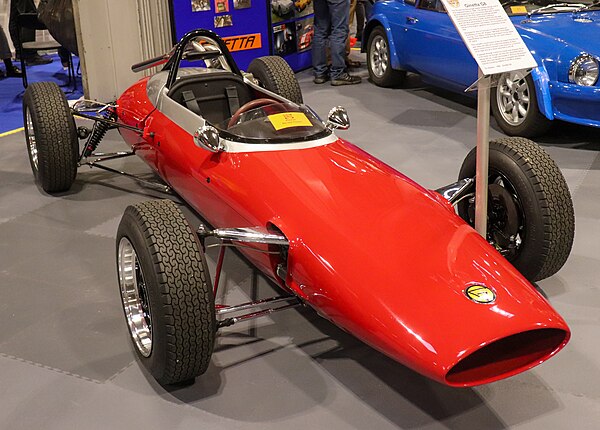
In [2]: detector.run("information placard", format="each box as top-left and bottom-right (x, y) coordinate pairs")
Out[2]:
(439, 0), (537, 75)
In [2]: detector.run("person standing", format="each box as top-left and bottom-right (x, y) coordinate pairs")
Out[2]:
(312, 0), (361, 85)
(0, 25), (22, 78)
(9, 0), (53, 65)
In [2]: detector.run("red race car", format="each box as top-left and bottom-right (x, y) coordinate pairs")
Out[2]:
(23, 29), (574, 388)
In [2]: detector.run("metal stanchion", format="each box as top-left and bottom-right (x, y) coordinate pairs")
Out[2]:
(475, 68), (491, 238)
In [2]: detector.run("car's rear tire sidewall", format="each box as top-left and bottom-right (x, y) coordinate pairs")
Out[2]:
(248, 56), (303, 104)
(491, 72), (552, 137)
(23, 81), (78, 193)
(116, 199), (216, 386)
(458, 138), (574, 282)
(367, 26), (406, 87)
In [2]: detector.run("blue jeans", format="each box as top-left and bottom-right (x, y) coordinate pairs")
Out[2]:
(312, 0), (350, 80)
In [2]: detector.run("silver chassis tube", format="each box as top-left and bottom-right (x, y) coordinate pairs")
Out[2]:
(197, 224), (298, 329)
(81, 151), (172, 193)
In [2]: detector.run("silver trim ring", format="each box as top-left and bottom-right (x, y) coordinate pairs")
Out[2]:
(496, 71), (531, 126)
(369, 34), (389, 79)
(118, 237), (153, 357)
(25, 107), (38, 171)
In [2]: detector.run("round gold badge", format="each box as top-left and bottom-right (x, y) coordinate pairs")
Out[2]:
(465, 285), (496, 304)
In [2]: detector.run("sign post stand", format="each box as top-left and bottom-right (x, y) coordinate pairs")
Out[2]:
(439, 0), (538, 239)
(475, 69), (491, 237)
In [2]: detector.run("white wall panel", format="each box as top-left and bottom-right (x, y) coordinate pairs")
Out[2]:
(74, 0), (171, 101)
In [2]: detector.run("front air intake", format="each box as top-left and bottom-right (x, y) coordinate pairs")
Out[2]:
(445, 328), (568, 386)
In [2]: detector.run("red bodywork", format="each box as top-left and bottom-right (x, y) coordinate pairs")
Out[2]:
(117, 78), (569, 387)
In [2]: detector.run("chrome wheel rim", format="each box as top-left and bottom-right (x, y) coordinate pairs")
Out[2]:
(497, 72), (530, 126)
(118, 237), (152, 357)
(25, 107), (38, 170)
(369, 35), (388, 78)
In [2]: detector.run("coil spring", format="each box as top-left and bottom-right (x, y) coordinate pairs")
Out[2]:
(83, 107), (117, 157)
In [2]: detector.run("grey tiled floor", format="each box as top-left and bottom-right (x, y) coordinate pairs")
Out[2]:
(1, 66), (600, 429)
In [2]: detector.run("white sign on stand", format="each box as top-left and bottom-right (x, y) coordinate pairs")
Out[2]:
(440, 0), (537, 75)
(439, 0), (537, 237)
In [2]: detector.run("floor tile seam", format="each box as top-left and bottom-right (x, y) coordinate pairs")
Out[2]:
(5, 215), (112, 238)
(105, 360), (136, 383)
(562, 156), (597, 196)
(0, 351), (103, 385)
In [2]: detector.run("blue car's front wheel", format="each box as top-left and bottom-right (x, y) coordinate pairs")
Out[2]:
(367, 27), (406, 87)
(491, 71), (551, 137)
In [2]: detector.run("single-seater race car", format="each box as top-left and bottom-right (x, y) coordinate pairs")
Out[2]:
(23, 29), (575, 388)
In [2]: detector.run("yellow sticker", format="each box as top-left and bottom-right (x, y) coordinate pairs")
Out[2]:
(268, 112), (312, 130)
(511, 5), (528, 13)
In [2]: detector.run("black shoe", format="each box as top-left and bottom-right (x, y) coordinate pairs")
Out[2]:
(331, 73), (362, 86)
(0, 69), (5, 79)
(25, 54), (53, 66)
(313, 75), (329, 84)
(6, 67), (23, 78)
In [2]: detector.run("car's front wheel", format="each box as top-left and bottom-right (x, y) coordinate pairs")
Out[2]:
(367, 27), (406, 87)
(457, 138), (574, 282)
(491, 71), (552, 137)
(116, 199), (216, 386)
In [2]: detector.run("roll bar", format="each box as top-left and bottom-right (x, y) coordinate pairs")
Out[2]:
(131, 29), (242, 89)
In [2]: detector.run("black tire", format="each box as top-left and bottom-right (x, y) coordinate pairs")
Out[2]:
(458, 138), (574, 282)
(367, 26), (406, 88)
(491, 72), (552, 137)
(116, 199), (216, 385)
(23, 81), (78, 193)
(248, 56), (303, 104)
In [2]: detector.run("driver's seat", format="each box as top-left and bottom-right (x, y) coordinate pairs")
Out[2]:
(168, 72), (253, 124)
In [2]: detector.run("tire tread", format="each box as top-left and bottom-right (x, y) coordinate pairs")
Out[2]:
(23, 82), (77, 192)
(120, 199), (215, 385)
(248, 56), (303, 104)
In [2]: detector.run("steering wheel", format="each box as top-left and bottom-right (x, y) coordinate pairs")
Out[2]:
(228, 98), (283, 128)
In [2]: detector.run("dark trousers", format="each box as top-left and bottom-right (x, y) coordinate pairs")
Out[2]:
(312, 0), (350, 79)
(356, 0), (366, 38)
(9, 0), (38, 59)
(0, 25), (12, 60)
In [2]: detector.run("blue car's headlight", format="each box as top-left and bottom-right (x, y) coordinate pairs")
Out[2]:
(569, 54), (599, 86)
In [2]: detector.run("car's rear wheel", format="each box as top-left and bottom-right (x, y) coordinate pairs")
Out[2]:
(23, 81), (78, 193)
(367, 27), (406, 87)
(248, 56), (303, 104)
(457, 137), (574, 282)
(116, 199), (216, 386)
(491, 71), (552, 137)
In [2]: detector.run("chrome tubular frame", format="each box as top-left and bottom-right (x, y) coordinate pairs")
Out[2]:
(82, 153), (172, 193)
(198, 225), (290, 246)
(216, 296), (301, 328)
(197, 224), (297, 330)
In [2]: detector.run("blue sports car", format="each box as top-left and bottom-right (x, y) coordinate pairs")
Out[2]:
(364, 0), (600, 136)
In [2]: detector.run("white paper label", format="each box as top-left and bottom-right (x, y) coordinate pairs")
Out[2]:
(439, 0), (537, 75)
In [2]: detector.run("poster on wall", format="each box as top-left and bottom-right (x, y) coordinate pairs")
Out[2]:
(215, 0), (230, 13)
(191, 0), (211, 11)
(295, 0), (313, 18)
(271, 0), (295, 23)
(233, 0), (251, 9)
(215, 14), (233, 27)
(295, 17), (313, 52)
(273, 23), (297, 56)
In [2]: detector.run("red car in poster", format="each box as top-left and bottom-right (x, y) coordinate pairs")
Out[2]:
(22, 30), (574, 388)
(298, 24), (314, 50)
